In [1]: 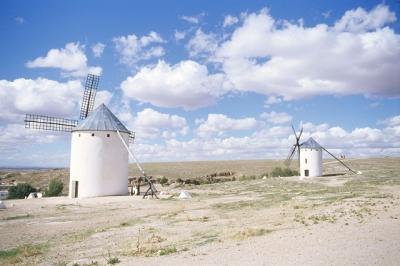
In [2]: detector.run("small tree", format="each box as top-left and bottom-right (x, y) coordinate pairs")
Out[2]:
(159, 176), (168, 185)
(44, 178), (64, 197)
(8, 183), (36, 199)
(271, 167), (298, 177)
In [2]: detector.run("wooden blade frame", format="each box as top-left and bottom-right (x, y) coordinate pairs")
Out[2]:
(25, 114), (78, 132)
(80, 74), (99, 120)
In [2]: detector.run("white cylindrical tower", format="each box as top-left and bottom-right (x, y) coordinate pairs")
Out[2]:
(299, 138), (323, 179)
(69, 104), (131, 198)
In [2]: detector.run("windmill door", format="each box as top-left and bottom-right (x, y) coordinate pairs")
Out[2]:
(304, 170), (309, 176)
(71, 181), (79, 198)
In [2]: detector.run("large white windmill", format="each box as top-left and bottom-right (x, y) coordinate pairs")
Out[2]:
(285, 125), (357, 179)
(24, 74), (149, 198)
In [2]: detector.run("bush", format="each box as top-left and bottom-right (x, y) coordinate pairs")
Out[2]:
(44, 178), (64, 197)
(8, 183), (36, 199)
(270, 167), (299, 177)
(159, 176), (168, 185)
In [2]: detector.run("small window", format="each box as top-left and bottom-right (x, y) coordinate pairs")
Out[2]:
(91, 133), (95, 136)
(305, 158), (307, 164)
(78, 133), (81, 137)
(106, 134), (110, 137)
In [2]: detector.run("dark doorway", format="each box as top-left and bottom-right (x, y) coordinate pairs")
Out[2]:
(72, 181), (79, 198)
(304, 170), (309, 177)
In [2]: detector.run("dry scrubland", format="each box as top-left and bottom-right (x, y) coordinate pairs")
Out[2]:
(0, 157), (399, 265)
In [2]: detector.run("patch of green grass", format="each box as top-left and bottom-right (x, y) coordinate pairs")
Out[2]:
(107, 257), (120, 265)
(0, 243), (47, 264)
(158, 246), (177, 256)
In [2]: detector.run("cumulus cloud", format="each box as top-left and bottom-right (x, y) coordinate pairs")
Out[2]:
(197, 114), (258, 137)
(379, 114), (400, 127)
(91, 42), (106, 57)
(334, 4), (396, 32)
(0, 123), (70, 167)
(26, 42), (102, 77)
(186, 29), (219, 58)
(261, 111), (292, 124)
(132, 120), (400, 162)
(174, 30), (186, 41)
(223, 15), (239, 27)
(118, 108), (188, 139)
(0, 78), (82, 122)
(216, 5), (400, 100)
(113, 32), (165, 66)
(264, 96), (283, 108)
(0, 77), (112, 123)
(120, 60), (231, 109)
(180, 13), (205, 24)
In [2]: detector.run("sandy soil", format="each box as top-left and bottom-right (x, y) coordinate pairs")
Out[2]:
(0, 158), (399, 265)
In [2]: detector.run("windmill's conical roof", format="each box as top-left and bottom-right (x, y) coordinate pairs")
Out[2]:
(73, 104), (130, 133)
(300, 137), (322, 149)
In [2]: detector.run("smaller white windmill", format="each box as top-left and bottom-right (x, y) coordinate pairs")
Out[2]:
(285, 125), (357, 179)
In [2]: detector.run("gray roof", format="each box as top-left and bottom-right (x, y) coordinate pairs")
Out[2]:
(300, 137), (322, 149)
(73, 104), (130, 133)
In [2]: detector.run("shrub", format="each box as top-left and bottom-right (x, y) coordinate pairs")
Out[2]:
(8, 183), (36, 199)
(159, 176), (168, 185)
(176, 178), (183, 183)
(44, 178), (64, 197)
(271, 167), (298, 177)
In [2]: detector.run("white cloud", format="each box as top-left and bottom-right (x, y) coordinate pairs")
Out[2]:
(322, 11), (331, 19)
(121, 60), (230, 110)
(26, 42), (102, 77)
(119, 108), (188, 139)
(93, 90), (113, 109)
(334, 4), (396, 32)
(261, 111), (292, 124)
(0, 123), (70, 167)
(91, 42), (106, 57)
(216, 5), (400, 100)
(132, 121), (400, 162)
(180, 13), (204, 24)
(0, 77), (112, 123)
(0, 78), (82, 122)
(223, 15), (239, 27)
(197, 114), (258, 137)
(186, 29), (219, 58)
(113, 32), (165, 66)
(379, 115), (400, 127)
(264, 95), (283, 108)
(174, 30), (186, 41)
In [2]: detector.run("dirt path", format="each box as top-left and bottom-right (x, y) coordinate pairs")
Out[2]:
(129, 208), (400, 266)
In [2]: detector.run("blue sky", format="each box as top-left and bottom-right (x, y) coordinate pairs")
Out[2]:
(0, 0), (399, 167)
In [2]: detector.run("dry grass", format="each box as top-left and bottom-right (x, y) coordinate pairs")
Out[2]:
(0, 157), (399, 264)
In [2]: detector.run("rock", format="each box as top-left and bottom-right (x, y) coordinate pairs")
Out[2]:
(0, 201), (6, 209)
(178, 191), (192, 199)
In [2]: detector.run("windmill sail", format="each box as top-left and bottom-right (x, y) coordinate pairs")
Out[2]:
(285, 145), (297, 167)
(80, 74), (99, 120)
(285, 125), (303, 167)
(25, 114), (78, 132)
